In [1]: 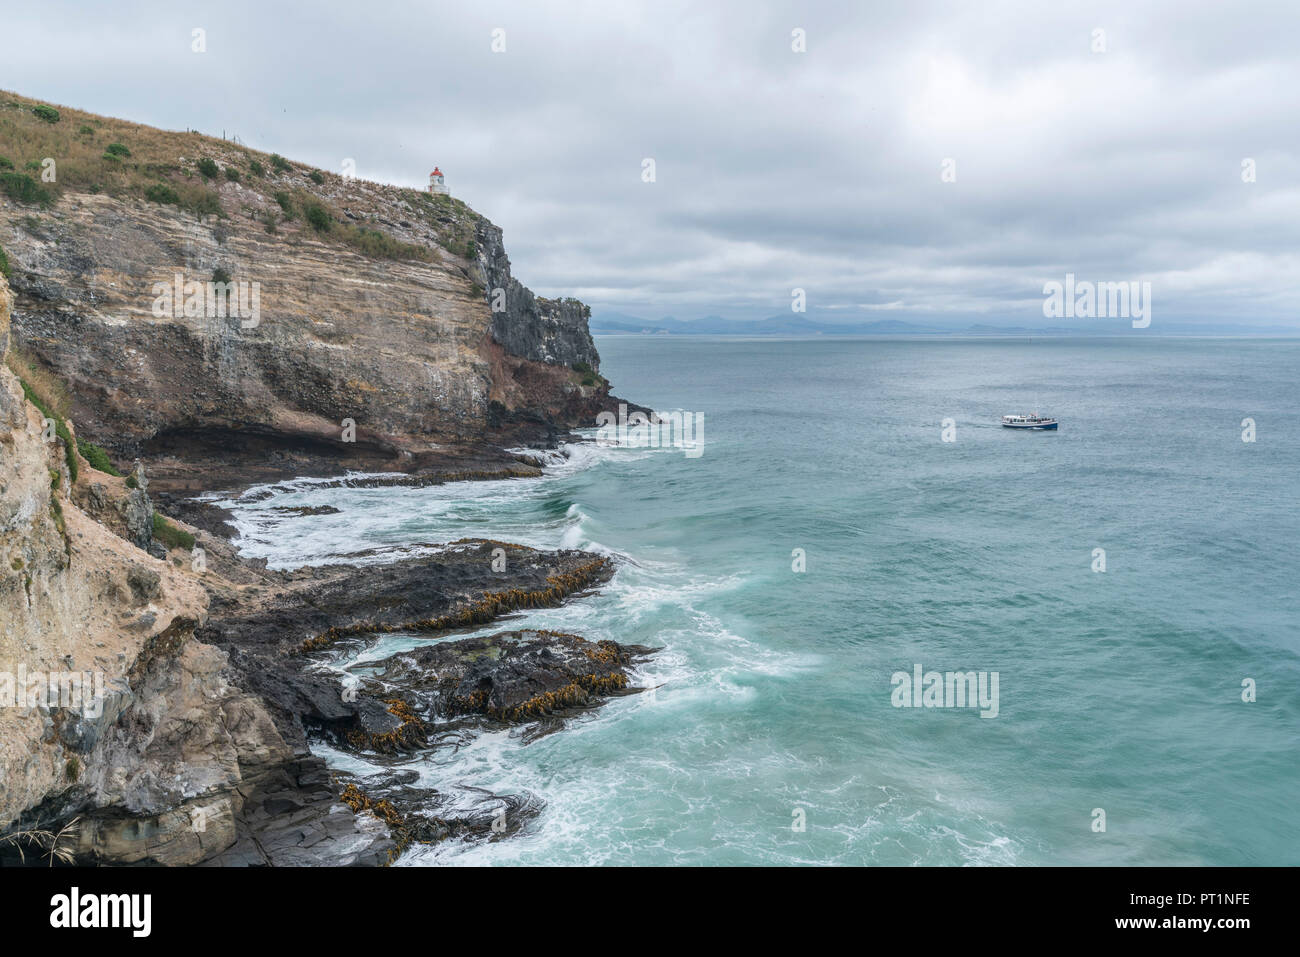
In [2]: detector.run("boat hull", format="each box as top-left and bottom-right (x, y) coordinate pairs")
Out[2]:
(1002, 421), (1058, 430)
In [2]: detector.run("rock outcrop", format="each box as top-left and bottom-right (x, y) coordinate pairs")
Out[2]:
(475, 219), (600, 368)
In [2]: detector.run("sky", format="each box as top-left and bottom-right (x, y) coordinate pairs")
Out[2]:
(3, 0), (1298, 329)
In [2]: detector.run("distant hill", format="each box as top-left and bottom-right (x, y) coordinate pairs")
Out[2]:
(590, 313), (1078, 336)
(590, 313), (1300, 337)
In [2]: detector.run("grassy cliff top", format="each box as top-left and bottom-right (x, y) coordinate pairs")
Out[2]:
(0, 89), (481, 263)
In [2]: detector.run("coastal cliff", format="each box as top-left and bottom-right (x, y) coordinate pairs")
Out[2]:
(0, 90), (631, 489)
(0, 93), (651, 865)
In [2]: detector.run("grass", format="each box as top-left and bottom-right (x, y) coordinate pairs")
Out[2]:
(277, 188), (432, 261)
(183, 186), (223, 218)
(0, 817), (79, 865)
(409, 190), (479, 260)
(152, 514), (196, 550)
(49, 494), (66, 540)
(0, 90), (447, 263)
(77, 439), (122, 476)
(6, 347), (69, 418)
(0, 93), (237, 215)
(5, 348), (77, 482)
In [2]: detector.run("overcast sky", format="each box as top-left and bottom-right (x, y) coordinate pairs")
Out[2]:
(5, 1), (1299, 328)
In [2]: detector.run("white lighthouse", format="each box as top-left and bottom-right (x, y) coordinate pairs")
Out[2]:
(428, 167), (448, 195)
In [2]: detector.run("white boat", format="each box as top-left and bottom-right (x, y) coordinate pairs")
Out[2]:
(1002, 413), (1058, 430)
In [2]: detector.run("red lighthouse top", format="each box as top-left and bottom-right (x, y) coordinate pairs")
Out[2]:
(431, 167), (443, 177)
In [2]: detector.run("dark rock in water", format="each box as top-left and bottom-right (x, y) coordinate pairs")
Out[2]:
(197, 538), (626, 754)
(269, 504), (342, 516)
(335, 771), (545, 858)
(322, 628), (655, 855)
(357, 629), (656, 735)
(201, 539), (614, 666)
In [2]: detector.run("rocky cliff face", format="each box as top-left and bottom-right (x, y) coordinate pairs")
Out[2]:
(0, 91), (625, 487)
(474, 218), (600, 368)
(0, 272), (390, 865)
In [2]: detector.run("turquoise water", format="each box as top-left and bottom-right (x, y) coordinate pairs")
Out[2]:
(219, 337), (1300, 865)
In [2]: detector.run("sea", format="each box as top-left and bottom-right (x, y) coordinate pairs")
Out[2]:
(213, 336), (1300, 866)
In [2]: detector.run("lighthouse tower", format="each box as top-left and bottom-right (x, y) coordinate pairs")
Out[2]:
(428, 167), (448, 195)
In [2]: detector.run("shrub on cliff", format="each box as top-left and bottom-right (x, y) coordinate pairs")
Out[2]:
(181, 186), (223, 219)
(224, 166), (240, 182)
(152, 514), (196, 551)
(273, 191), (294, 217)
(0, 243), (9, 280)
(0, 156), (13, 169)
(196, 157), (219, 179)
(0, 171), (53, 207)
(104, 142), (131, 158)
(350, 227), (410, 258)
(144, 182), (180, 206)
(303, 200), (331, 232)
(571, 361), (600, 387)
(308, 170), (324, 185)
(7, 362), (77, 483)
(32, 104), (59, 123)
(248, 159), (265, 177)
(270, 153), (291, 172)
(76, 440), (123, 477)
